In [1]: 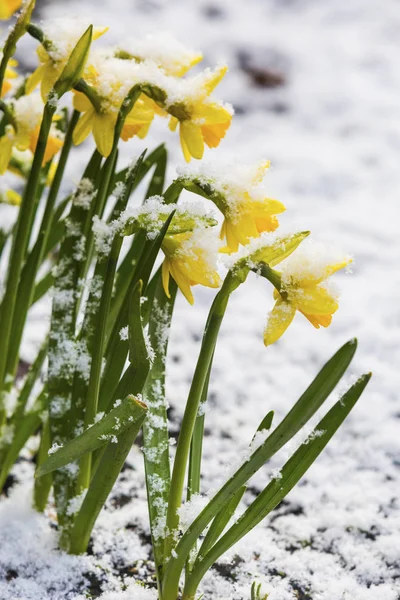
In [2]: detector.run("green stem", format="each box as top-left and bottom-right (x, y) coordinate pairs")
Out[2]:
(6, 110), (80, 379)
(164, 274), (234, 560)
(0, 102), (56, 415)
(77, 235), (123, 491)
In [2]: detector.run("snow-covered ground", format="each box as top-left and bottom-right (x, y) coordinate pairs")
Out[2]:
(1, 0), (400, 598)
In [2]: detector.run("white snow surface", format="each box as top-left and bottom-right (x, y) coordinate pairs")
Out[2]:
(1, 0), (400, 599)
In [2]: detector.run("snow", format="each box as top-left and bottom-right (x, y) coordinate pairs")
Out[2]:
(1, 0), (400, 599)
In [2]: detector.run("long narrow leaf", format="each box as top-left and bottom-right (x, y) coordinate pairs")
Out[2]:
(185, 374), (371, 596)
(36, 395), (146, 477)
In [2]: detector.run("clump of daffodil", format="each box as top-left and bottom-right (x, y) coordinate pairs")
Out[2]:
(0, 93), (63, 174)
(162, 224), (221, 304)
(26, 17), (108, 100)
(115, 33), (203, 76)
(178, 160), (286, 252)
(71, 54), (161, 157)
(167, 65), (233, 162)
(0, 0), (22, 20)
(263, 241), (352, 346)
(1, 56), (18, 96)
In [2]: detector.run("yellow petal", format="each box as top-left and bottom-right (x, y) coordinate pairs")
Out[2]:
(0, 0), (22, 19)
(196, 103), (232, 124)
(252, 161), (271, 184)
(264, 299), (296, 346)
(254, 215), (279, 234)
(169, 259), (194, 304)
(1, 80), (12, 96)
(162, 258), (171, 299)
(93, 112), (116, 157)
(223, 220), (240, 253)
(43, 134), (63, 165)
(169, 116), (179, 132)
(6, 189), (22, 206)
(73, 91), (94, 113)
(302, 312), (333, 329)
(293, 285), (338, 315)
(73, 109), (95, 146)
(40, 65), (61, 101)
(203, 65), (228, 94)
(181, 121), (204, 160)
(201, 121), (230, 148)
(93, 26), (109, 41)
(171, 53), (203, 77)
(26, 65), (47, 95)
(0, 135), (13, 174)
(251, 198), (286, 218)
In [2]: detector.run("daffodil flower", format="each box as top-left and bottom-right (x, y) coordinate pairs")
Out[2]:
(0, 94), (63, 174)
(1, 58), (18, 96)
(263, 247), (351, 346)
(167, 65), (233, 162)
(179, 161), (286, 252)
(72, 85), (155, 158)
(26, 19), (108, 100)
(161, 229), (221, 304)
(0, 0), (22, 20)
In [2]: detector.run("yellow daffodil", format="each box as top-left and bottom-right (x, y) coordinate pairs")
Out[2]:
(26, 21), (108, 100)
(0, 95), (63, 174)
(0, 0), (22, 19)
(264, 250), (351, 346)
(180, 161), (285, 252)
(220, 162), (285, 252)
(72, 88), (155, 158)
(161, 230), (221, 304)
(168, 65), (233, 162)
(1, 58), (18, 96)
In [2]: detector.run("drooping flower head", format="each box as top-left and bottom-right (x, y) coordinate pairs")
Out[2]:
(0, 93), (63, 174)
(263, 241), (352, 346)
(0, 0), (22, 20)
(167, 65), (233, 162)
(26, 17), (108, 100)
(178, 160), (286, 252)
(162, 224), (221, 305)
(72, 54), (161, 157)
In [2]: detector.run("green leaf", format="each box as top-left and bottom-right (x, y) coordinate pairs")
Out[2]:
(36, 395), (147, 478)
(68, 404), (147, 554)
(54, 26), (93, 98)
(184, 373), (371, 598)
(198, 485), (246, 559)
(161, 339), (358, 600)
